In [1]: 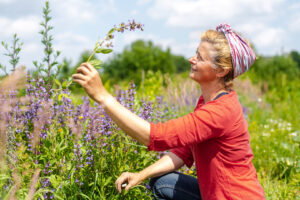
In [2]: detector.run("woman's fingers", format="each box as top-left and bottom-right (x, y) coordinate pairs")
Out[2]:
(72, 73), (86, 81)
(125, 182), (133, 191)
(72, 78), (85, 85)
(115, 173), (129, 193)
(81, 62), (94, 72)
(115, 172), (141, 193)
(76, 66), (90, 75)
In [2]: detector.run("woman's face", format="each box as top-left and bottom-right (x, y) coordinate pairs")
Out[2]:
(189, 41), (218, 84)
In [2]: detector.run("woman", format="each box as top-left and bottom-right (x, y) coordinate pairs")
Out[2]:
(72, 23), (265, 200)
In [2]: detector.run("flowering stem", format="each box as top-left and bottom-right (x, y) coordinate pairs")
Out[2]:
(87, 40), (105, 62)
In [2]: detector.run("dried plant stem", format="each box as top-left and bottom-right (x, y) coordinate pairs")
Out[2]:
(8, 166), (21, 200)
(26, 168), (41, 200)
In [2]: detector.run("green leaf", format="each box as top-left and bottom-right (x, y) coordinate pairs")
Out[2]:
(104, 176), (112, 186)
(95, 48), (113, 54)
(49, 175), (62, 188)
(58, 93), (62, 101)
(62, 81), (67, 89)
(54, 79), (61, 87)
(89, 59), (102, 66)
(66, 78), (73, 87)
(108, 28), (115, 35)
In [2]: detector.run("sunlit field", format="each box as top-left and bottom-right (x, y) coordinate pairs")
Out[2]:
(0, 1), (299, 200)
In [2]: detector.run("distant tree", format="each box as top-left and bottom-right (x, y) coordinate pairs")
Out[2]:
(74, 50), (95, 68)
(172, 54), (190, 73)
(289, 50), (300, 70)
(57, 58), (72, 81)
(248, 54), (300, 92)
(102, 40), (189, 86)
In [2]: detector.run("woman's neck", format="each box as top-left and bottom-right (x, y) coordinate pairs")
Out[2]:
(200, 80), (228, 104)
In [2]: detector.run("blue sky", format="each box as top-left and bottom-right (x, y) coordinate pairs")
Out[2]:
(0, 0), (300, 73)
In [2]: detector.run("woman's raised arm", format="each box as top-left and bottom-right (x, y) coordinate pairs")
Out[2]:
(72, 62), (151, 146)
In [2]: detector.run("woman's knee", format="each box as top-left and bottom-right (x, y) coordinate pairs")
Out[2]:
(148, 172), (179, 198)
(148, 172), (202, 200)
(149, 172), (178, 190)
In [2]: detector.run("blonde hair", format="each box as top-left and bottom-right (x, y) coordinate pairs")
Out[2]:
(200, 30), (234, 91)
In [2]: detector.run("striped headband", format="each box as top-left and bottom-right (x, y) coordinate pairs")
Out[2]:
(216, 23), (256, 78)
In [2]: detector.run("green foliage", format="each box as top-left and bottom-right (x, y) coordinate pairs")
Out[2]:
(289, 50), (300, 70)
(247, 53), (300, 125)
(89, 59), (103, 67)
(0, 82), (178, 199)
(0, 0), (299, 198)
(0, 33), (23, 75)
(137, 70), (165, 101)
(33, 0), (61, 97)
(241, 95), (299, 199)
(172, 54), (191, 73)
(58, 58), (73, 81)
(248, 54), (300, 88)
(75, 50), (98, 69)
(102, 40), (190, 86)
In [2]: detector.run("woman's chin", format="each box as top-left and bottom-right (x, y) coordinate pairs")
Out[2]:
(189, 73), (202, 83)
(189, 73), (196, 81)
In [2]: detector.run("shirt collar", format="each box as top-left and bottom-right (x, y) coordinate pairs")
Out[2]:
(194, 90), (236, 111)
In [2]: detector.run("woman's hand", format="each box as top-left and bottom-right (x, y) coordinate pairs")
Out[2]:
(72, 62), (108, 103)
(115, 172), (143, 193)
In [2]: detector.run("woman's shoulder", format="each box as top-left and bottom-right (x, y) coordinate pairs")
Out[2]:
(195, 90), (243, 120)
(197, 90), (239, 108)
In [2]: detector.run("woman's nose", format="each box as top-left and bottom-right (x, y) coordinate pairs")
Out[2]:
(189, 56), (196, 65)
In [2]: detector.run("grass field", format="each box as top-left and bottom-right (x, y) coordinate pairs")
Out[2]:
(0, 70), (299, 199)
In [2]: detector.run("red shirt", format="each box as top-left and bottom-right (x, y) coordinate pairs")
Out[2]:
(147, 90), (265, 200)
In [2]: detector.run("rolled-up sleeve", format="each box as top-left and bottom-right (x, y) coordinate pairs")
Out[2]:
(170, 146), (194, 168)
(147, 105), (227, 151)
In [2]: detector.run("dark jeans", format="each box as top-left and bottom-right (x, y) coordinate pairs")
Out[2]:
(149, 171), (202, 200)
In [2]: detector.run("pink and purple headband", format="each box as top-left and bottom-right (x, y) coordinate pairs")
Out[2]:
(216, 23), (256, 78)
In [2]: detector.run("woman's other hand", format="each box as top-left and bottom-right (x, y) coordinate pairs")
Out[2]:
(115, 172), (143, 193)
(72, 62), (108, 103)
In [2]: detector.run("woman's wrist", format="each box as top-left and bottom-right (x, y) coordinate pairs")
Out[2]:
(95, 90), (112, 106)
(137, 171), (147, 183)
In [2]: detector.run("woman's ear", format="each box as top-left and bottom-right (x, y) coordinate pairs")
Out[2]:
(216, 67), (230, 78)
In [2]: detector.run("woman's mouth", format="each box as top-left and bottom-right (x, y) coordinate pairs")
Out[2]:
(191, 68), (197, 72)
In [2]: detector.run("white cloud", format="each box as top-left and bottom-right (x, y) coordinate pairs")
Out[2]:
(244, 0), (285, 14)
(0, 15), (40, 37)
(0, 0), (299, 71)
(255, 28), (285, 48)
(0, 0), (15, 4)
(52, 0), (95, 22)
(237, 23), (286, 48)
(120, 31), (197, 58)
(189, 31), (203, 41)
(130, 10), (139, 16)
(146, 0), (293, 55)
(147, 0), (285, 28)
(54, 32), (93, 59)
(287, 3), (300, 32)
(22, 42), (41, 53)
(289, 17), (300, 32)
(171, 42), (197, 58)
(137, 0), (152, 5)
(122, 32), (175, 50)
(55, 32), (91, 46)
(186, 22), (287, 56)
